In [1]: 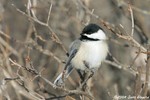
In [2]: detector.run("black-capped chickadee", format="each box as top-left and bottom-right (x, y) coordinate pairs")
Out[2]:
(54, 23), (108, 86)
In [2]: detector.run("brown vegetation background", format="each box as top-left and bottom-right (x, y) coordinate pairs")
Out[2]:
(0, 0), (150, 100)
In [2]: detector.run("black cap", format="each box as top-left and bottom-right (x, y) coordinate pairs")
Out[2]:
(81, 24), (102, 35)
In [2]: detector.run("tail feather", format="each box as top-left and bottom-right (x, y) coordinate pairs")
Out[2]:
(53, 66), (74, 86)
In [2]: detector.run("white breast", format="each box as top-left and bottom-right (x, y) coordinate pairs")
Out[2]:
(71, 41), (108, 70)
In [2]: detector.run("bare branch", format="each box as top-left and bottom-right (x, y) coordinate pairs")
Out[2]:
(11, 3), (67, 53)
(47, 3), (53, 24)
(9, 58), (94, 99)
(0, 36), (18, 55)
(128, 3), (134, 36)
(143, 48), (150, 96)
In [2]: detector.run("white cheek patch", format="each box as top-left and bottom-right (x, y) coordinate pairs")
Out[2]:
(84, 30), (107, 40)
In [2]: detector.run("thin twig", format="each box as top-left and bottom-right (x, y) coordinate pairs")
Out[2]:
(130, 48), (141, 68)
(76, 1), (146, 52)
(108, 52), (120, 64)
(41, 76), (94, 99)
(0, 30), (11, 39)
(47, 3), (53, 24)
(104, 60), (137, 75)
(27, 0), (37, 18)
(128, 3), (134, 36)
(143, 48), (150, 96)
(118, 0), (150, 15)
(9, 58), (94, 99)
(9, 58), (38, 75)
(11, 3), (67, 53)
(31, 40), (62, 63)
(0, 36), (18, 55)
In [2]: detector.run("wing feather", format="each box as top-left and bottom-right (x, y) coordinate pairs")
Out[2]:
(64, 39), (81, 70)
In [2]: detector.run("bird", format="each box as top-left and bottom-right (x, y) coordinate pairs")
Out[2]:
(54, 23), (108, 87)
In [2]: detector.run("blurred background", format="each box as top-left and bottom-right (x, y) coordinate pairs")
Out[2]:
(0, 0), (150, 100)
